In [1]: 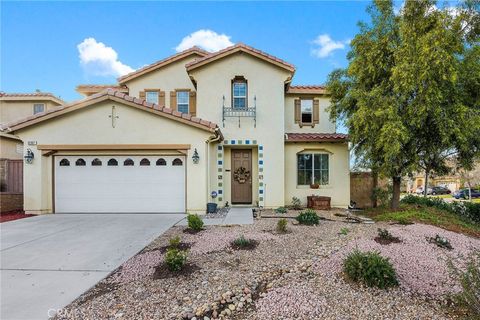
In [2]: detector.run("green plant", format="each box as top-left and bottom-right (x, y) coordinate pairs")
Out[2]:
(232, 235), (251, 247)
(339, 227), (350, 235)
(275, 207), (287, 214)
(371, 186), (393, 208)
(343, 250), (399, 289)
(165, 248), (187, 272)
(291, 197), (302, 210)
(277, 218), (288, 233)
(296, 209), (320, 225)
(187, 214), (204, 231)
(377, 228), (394, 240)
(169, 236), (181, 248)
(427, 234), (453, 250)
(449, 251), (480, 319)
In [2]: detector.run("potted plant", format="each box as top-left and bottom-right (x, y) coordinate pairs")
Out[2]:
(310, 183), (320, 189)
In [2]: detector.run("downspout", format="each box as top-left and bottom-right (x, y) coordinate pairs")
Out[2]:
(205, 128), (222, 205)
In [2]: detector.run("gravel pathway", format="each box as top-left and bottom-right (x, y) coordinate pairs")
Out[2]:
(55, 217), (476, 320)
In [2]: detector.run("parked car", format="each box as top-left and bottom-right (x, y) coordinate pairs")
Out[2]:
(415, 187), (432, 195)
(430, 186), (451, 195)
(453, 189), (480, 199)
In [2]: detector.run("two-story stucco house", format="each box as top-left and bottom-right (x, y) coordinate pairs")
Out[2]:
(1, 44), (349, 214)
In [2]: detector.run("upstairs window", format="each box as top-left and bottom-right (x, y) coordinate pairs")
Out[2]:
(301, 99), (313, 123)
(145, 91), (159, 104)
(176, 91), (189, 114)
(33, 103), (45, 114)
(232, 77), (247, 109)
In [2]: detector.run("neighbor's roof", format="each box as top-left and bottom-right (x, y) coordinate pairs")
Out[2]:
(186, 43), (296, 74)
(286, 85), (328, 95)
(76, 84), (128, 95)
(118, 46), (209, 84)
(285, 133), (348, 142)
(0, 92), (65, 105)
(1, 89), (222, 137)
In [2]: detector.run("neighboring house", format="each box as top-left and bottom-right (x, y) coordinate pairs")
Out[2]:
(1, 44), (349, 214)
(0, 92), (64, 211)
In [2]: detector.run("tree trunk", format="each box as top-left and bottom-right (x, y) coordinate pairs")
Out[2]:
(423, 170), (429, 197)
(391, 176), (401, 210)
(372, 171), (379, 208)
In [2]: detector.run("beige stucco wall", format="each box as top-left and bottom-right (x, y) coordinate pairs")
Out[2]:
(0, 137), (23, 160)
(124, 55), (201, 105)
(285, 142), (350, 208)
(190, 53), (291, 208)
(284, 95), (336, 133)
(12, 100), (214, 214)
(1, 100), (61, 124)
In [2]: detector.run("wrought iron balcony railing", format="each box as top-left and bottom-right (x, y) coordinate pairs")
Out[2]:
(222, 95), (256, 128)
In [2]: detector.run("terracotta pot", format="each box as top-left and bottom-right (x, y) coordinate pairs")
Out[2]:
(310, 184), (320, 189)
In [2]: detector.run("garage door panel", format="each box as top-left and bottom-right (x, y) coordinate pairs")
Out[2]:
(55, 155), (185, 213)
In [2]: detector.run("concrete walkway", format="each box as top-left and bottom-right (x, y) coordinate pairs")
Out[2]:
(177, 207), (254, 226)
(1, 213), (185, 320)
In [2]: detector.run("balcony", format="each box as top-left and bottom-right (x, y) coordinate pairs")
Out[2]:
(222, 95), (256, 128)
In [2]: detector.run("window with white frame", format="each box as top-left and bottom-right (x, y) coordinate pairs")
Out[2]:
(297, 153), (329, 185)
(176, 91), (189, 113)
(145, 91), (159, 104)
(301, 99), (313, 123)
(232, 79), (247, 109)
(33, 103), (45, 114)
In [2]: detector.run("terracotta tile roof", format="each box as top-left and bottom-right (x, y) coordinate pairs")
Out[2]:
(76, 84), (128, 95)
(0, 91), (65, 104)
(285, 133), (348, 142)
(185, 43), (296, 73)
(286, 85), (328, 94)
(118, 47), (209, 84)
(2, 89), (222, 136)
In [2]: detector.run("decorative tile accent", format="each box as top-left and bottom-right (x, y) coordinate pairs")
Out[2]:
(218, 160), (223, 165)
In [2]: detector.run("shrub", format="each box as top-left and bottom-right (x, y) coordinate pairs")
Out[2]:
(165, 248), (187, 272)
(275, 207), (287, 214)
(232, 235), (251, 247)
(187, 214), (204, 231)
(343, 250), (399, 289)
(296, 209), (320, 225)
(427, 234), (453, 250)
(291, 197), (302, 210)
(371, 186), (392, 207)
(377, 228), (394, 240)
(449, 251), (480, 319)
(277, 218), (288, 233)
(339, 227), (349, 235)
(169, 236), (181, 248)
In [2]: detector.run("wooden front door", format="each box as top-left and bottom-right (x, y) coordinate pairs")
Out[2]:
(231, 149), (252, 204)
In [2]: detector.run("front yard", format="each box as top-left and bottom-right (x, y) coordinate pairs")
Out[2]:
(55, 207), (479, 320)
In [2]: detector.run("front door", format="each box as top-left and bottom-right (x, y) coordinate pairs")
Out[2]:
(231, 149), (252, 204)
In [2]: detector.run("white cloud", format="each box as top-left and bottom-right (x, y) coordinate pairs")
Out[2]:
(77, 38), (134, 77)
(175, 29), (233, 52)
(311, 34), (350, 58)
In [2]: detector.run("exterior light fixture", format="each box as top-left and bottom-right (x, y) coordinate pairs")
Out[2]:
(24, 148), (34, 164)
(192, 148), (200, 164)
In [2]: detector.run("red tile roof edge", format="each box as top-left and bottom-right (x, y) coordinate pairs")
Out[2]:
(285, 133), (348, 142)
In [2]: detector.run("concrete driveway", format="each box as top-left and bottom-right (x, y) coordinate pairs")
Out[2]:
(1, 213), (185, 320)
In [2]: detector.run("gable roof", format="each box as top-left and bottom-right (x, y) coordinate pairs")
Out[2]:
(76, 84), (128, 96)
(118, 47), (209, 84)
(185, 43), (296, 74)
(0, 91), (65, 105)
(286, 85), (328, 95)
(1, 89), (222, 138)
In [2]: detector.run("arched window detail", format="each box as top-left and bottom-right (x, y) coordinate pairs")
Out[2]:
(59, 159), (70, 166)
(156, 158), (167, 166)
(140, 158), (150, 166)
(124, 158), (134, 166)
(75, 158), (86, 166)
(107, 159), (118, 166)
(91, 158), (102, 166)
(232, 76), (247, 109)
(172, 158), (183, 166)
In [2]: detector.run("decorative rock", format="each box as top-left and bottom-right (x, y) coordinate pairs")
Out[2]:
(228, 304), (235, 311)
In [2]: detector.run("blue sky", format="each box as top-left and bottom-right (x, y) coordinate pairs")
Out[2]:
(1, 1), (373, 103)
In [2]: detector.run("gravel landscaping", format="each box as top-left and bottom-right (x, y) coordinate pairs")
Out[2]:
(55, 209), (479, 320)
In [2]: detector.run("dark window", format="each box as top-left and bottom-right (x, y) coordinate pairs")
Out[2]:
(107, 158), (118, 166)
(301, 99), (313, 123)
(297, 153), (329, 185)
(59, 159), (70, 166)
(140, 158), (151, 166)
(232, 77), (247, 109)
(156, 158), (167, 166)
(124, 158), (134, 166)
(91, 158), (102, 166)
(172, 158), (183, 166)
(75, 158), (86, 166)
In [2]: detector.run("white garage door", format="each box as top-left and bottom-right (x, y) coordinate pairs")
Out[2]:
(54, 155), (185, 213)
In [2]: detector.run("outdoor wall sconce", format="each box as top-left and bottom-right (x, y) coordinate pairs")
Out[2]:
(24, 148), (34, 164)
(192, 148), (200, 164)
